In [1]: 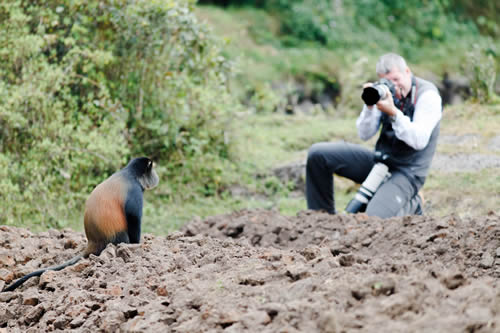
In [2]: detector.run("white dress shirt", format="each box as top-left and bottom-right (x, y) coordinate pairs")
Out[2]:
(356, 90), (442, 150)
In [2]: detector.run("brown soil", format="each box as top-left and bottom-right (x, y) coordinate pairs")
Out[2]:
(1, 209), (500, 332)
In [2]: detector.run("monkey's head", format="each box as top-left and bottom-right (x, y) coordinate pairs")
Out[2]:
(126, 157), (160, 190)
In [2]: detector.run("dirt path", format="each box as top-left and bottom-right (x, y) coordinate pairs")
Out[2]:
(432, 134), (500, 172)
(1, 210), (499, 332)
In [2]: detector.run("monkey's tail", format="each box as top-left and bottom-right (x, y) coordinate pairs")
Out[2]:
(2, 254), (83, 292)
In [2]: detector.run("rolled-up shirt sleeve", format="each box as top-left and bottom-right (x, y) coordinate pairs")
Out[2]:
(392, 90), (442, 150)
(356, 105), (382, 140)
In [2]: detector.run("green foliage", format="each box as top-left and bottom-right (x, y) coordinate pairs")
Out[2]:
(102, 1), (236, 160)
(277, 0), (336, 46)
(448, 0), (500, 36)
(354, 1), (464, 43)
(0, 0), (128, 227)
(464, 44), (498, 103)
(207, 0), (485, 60)
(0, 0), (239, 228)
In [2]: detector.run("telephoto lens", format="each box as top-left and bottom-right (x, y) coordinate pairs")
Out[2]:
(361, 85), (388, 106)
(345, 162), (390, 213)
(361, 78), (396, 106)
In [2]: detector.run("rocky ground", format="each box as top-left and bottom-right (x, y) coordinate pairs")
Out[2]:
(1, 209), (500, 332)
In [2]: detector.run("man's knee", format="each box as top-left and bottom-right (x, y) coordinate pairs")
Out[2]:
(307, 142), (329, 166)
(365, 203), (394, 218)
(364, 174), (418, 218)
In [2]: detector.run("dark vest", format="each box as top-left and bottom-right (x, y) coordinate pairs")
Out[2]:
(375, 76), (441, 181)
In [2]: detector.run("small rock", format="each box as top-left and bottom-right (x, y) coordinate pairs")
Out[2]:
(39, 270), (56, 287)
(53, 317), (69, 329)
(318, 311), (338, 333)
(0, 269), (14, 283)
(0, 254), (15, 267)
(166, 231), (184, 240)
(99, 246), (116, 263)
(259, 302), (285, 319)
(0, 308), (15, 325)
(156, 286), (168, 296)
(66, 290), (87, 304)
(351, 287), (370, 301)
(42, 310), (58, 325)
(116, 245), (133, 262)
(100, 311), (125, 331)
(64, 239), (78, 249)
(48, 229), (61, 238)
(495, 248), (500, 258)
(22, 291), (40, 306)
(480, 252), (495, 268)
(427, 232), (448, 242)
(24, 304), (45, 325)
(83, 301), (101, 312)
(72, 260), (90, 273)
(286, 263), (311, 281)
(219, 310), (241, 325)
(106, 285), (122, 296)
(339, 254), (355, 267)
(67, 305), (90, 318)
(240, 310), (271, 327)
(370, 278), (396, 297)
(0, 292), (18, 303)
(440, 272), (466, 290)
(100, 311), (125, 332)
(300, 246), (320, 261)
(224, 223), (245, 238)
(69, 315), (85, 328)
(361, 238), (372, 247)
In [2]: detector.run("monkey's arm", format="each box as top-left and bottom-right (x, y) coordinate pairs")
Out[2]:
(124, 185), (143, 243)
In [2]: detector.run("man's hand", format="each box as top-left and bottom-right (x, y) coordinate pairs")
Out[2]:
(375, 85), (398, 117)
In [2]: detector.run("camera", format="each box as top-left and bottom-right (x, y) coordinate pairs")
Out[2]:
(361, 78), (396, 106)
(345, 152), (391, 213)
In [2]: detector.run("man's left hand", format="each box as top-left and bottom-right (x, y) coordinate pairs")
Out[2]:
(376, 85), (398, 117)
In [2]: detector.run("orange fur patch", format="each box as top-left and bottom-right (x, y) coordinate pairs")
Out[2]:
(84, 174), (129, 241)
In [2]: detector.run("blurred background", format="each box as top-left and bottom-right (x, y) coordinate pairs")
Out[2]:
(1, 0), (498, 233)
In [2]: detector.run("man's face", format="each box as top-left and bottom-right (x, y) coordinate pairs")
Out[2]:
(378, 66), (412, 99)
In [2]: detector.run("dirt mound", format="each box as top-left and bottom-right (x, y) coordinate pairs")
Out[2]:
(1, 210), (500, 332)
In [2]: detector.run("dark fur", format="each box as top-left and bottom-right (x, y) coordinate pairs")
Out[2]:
(2, 157), (159, 292)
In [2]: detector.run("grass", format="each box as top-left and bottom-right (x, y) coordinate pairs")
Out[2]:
(424, 169), (500, 217)
(232, 112), (362, 169)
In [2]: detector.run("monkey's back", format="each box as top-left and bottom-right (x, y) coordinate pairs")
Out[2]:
(84, 173), (129, 248)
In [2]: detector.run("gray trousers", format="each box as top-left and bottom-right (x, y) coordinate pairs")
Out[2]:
(306, 141), (423, 218)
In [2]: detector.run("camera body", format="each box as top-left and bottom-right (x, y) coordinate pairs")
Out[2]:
(361, 78), (397, 106)
(345, 152), (391, 214)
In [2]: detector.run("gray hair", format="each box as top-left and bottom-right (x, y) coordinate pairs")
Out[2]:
(376, 53), (407, 75)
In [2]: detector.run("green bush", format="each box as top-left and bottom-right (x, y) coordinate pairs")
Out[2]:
(0, 0), (238, 228)
(448, 0), (500, 36)
(464, 43), (497, 103)
(352, 0), (480, 54)
(101, 0), (239, 197)
(215, 0), (482, 57)
(0, 1), (129, 227)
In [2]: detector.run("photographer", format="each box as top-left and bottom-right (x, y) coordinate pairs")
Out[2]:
(306, 53), (442, 217)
